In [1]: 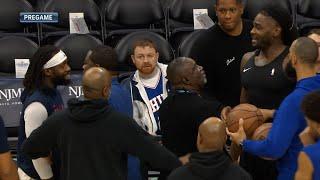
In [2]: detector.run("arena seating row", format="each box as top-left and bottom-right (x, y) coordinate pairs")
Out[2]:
(0, 31), (173, 75)
(0, 0), (319, 47)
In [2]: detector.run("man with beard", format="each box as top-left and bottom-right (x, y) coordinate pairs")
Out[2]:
(17, 45), (71, 180)
(121, 39), (169, 179)
(229, 37), (320, 180)
(239, 4), (298, 180)
(123, 39), (168, 136)
(240, 4), (297, 109)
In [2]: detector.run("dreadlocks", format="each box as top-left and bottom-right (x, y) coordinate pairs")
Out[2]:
(23, 45), (60, 92)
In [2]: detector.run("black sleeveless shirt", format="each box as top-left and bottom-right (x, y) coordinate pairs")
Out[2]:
(241, 47), (295, 109)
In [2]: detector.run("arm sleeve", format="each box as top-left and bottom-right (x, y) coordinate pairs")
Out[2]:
(22, 112), (59, 158)
(243, 96), (301, 159)
(0, 117), (8, 153)
(24, 102), (48, 137)
(116, 115), (181, 171)
(23, 102), (53, 179)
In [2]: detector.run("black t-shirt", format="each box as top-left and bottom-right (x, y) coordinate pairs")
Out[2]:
(189, 20), (254, 107)
(159, 90), (223, 157)
(241, 48), (295, 109)
(0, 116), (9, 153)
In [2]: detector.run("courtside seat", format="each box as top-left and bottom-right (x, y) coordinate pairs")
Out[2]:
(104, 0), (165, 47)
(0, 0), (39, 43)
(167, 0), (216, 53)
(54, 34), (103, 71)
(296, 0), (320, 35)
(243, 0), (293, 20)
(0, 36), (38, 75)
(40, 0), (102, 44)
(115, 31), (174, 72)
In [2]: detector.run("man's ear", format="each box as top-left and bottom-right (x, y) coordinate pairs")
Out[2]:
(273, 25), (282, 38)
(131, 55), (136, 65)
(292, 53), (298, 66)
(43, 68), (53, 77)
(238, 3), (244, 15)
(155, 52), (159, 61)
(102, 85), (110, 98)
(198, 133), (203, 145)
(182, 77), (191, 85)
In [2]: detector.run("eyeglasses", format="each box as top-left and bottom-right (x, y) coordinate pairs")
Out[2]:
(217, 8), (238, 15)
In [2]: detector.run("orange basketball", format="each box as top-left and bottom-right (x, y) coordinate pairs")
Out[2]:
(252, 123), (272, 141)
(226, 104), (264, 137)
(252, 123), (273, 160)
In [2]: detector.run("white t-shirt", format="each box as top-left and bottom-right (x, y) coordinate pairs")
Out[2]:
(24, 102), (53, 179)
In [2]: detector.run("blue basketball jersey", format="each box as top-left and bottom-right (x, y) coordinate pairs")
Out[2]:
(144, 73), (165, 124)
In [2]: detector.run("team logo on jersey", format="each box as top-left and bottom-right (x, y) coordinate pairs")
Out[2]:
(149, 94), (165, 112)
(243, 67), (252, 72)
(226, 57), (236, 66)
(271, 68), (275, 76)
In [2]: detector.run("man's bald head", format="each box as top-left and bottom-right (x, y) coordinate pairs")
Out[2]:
(197, 117), (227, 152)
(82, 67), (112, 99)
(290, 37), (319, 66)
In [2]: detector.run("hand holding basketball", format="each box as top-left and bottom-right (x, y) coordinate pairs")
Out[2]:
(226, 118), (247, 145)
(225, 104), (264, 137)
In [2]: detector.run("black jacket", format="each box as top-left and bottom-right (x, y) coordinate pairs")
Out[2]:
(160, 90), (223, 157)
(168, 151), (251, 180)
(22, 98), (181, 180)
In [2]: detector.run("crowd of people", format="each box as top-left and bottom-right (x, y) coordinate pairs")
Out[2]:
(0, 0), (319, 180)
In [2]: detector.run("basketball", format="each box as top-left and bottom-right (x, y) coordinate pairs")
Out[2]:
(252, 123), (272, 141)
(252, 123), (274, 160)
(225, 103), (264, 137)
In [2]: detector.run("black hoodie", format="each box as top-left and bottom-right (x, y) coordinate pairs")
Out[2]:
(168, 151), (251, 180)
(22, 98), (181, 180)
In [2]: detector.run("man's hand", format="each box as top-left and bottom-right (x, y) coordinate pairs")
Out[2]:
(299, 127), (317, 146)
(226, 118), (247, 145)
(260, 109), (275, 122)
(221, 106), (231, 121)
(179, 153), (191, 165)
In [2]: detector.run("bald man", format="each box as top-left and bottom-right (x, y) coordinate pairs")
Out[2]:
(22, 67), (181, 180)
(168, 117), (251, 180)
(308, 29), (320, 73)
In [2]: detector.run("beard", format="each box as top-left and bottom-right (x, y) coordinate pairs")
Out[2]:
(284, 60), (297, 81)
(52, 74), (71, 86)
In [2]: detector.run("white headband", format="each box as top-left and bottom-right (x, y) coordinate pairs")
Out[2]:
(43, 50), (67, 69)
